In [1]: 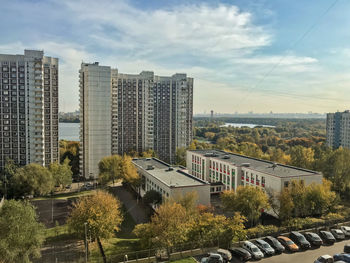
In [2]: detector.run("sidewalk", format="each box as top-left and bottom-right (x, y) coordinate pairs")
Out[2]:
(110, 184), (150, 224)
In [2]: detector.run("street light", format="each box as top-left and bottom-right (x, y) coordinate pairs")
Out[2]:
(84, 222), (88, 262)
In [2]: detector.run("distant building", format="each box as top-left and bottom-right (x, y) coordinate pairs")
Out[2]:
(326, 110), (350, 149)
(132, 157), (210, 206)
(210, 110), (214, 119)
(0, 50), (59, 169)
(79, 62), (193, 178)
(186, 149), (322, 195)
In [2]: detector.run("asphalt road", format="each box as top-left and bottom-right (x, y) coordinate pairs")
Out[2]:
(230, 240), (349, 263)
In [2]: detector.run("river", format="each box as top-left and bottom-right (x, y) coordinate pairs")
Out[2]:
(59, 122), (80, 141)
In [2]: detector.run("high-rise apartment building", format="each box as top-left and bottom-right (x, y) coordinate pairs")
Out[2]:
(0, 50), (59, 170)
(79, 62), (193, 178)
(326, 110), (350, 149)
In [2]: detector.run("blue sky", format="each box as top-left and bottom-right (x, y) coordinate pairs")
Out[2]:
(1, 0), (350, 113)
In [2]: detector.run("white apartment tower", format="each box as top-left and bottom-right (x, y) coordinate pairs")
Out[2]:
(0, 50), (59, 169)
(326, 110), (350, 149)
(79, 62), (193, 178)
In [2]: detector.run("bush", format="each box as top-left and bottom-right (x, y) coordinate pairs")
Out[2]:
(322, 213), (344, 225)
(283, 217), (324, 231)
(246, 225), (279, 239)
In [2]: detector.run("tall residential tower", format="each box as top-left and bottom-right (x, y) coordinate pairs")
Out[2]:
(326, 110), (350, 149)
(79, 62), (193, 178)
(0, 50), (59, 169)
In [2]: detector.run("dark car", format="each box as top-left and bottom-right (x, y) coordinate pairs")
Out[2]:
(333, 253), (350, 263)
(304, 232), (323, 247)
(289, 231), (311, 250)
(254, 239), (275, 256)
(319, 231), (336, 245)
(344, 244), (350, 253)
(264, 236), (285, 254)
(228, 247), (251, 262)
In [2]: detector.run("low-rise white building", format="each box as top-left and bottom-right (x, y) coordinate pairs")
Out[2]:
(186, 149), (323, 195)
(132, 158), (210, 206)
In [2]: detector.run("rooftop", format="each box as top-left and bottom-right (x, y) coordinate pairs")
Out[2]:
(191, 149), (321, 178)
(132, 158), (208, 187)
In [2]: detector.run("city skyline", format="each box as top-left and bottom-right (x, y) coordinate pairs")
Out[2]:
(1, 0), (350, 113)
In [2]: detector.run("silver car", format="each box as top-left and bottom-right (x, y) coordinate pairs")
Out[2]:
(242, 241), (264, 259)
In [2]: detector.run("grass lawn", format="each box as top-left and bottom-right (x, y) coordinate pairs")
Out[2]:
(171, 257), (197, 263)
(43, 223), (78, 243)
(33, 190), (96, 201)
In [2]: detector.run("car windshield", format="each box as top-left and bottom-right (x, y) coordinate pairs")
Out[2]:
(286, 240), (294, 245)
(252, 247), (259, 252)
(324, 232), (333, 238)
(262, 243), (269, 248)
(299, 235), (307, 241)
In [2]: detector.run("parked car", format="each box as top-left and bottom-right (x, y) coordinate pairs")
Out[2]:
(290, 231), (311, 250)
(314, 255), (334, 263)
(264, 236), (285, 253)
(319, 231), (336, 245)
(344, 244), (350, 253)
(332, 229), (346, 240)
(341, 226), (350, 238)
(228, 247), (251, 262)
(241, 241), (264, 259)
(277, 236), (299, 252)
(254, 239), (275, 256)
(201, 253), (223, 263)
(305, 232), (323, 247)
(216, 249), (232, 263)
(333, 254), (350, 263)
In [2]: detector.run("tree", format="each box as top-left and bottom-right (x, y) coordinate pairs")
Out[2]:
(289, 146), (314, 169)
(67, 191), (123, 263)
(133, 202), (190, 255)
(9, 163), (54, 198)
(59, 140), (80, 180)
(98, 155), (123, 185)
(98, 154), (139, 186)
(0, 158), (17, 197)
(49, 158), (72, 188)
(175, 147), (187, 166)
(143, 190), (162, 205)
(321, 147), (350, 198)
(0, 200), (45, 263)
(221, 186), (270, 226)
(277, 188), (294, 221)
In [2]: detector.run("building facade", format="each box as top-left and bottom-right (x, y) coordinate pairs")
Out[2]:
(187, 149), (323, 195)
(132, 157), (210, 206)
(0, 50), (59, 170)
(79, 62), (193, 178)
(326, 110), (350, 149)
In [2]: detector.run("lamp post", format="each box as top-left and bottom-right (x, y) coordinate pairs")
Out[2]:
(84, 222), (88, 262)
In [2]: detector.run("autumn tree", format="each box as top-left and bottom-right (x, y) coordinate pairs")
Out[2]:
(0, 200), (45, 263)
(59, 140), (80, 179)
(49, 158), (72, 188)
(68, 191), (123, 263)
(175, 147), (187, 166)
(134, 202), (190, 255)
(221, 186), (270, 226)
(289, 146), (315, 169)
(9, 163), (54, 198)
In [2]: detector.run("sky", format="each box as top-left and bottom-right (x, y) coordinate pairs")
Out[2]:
(1, 0), (350, 114)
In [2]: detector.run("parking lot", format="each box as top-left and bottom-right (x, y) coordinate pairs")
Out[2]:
(228, 240), (349, 263)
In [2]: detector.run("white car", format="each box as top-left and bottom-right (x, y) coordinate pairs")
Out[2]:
(331, 229), (346, 240)
(314, 255), (333, 263)
(242, 241), (264, 259)
(341, 226), (350, 238)
(201, 253), (223, 263)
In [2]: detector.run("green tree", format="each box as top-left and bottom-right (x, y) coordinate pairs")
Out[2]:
(68, 191), (123, 263)
(98, 155), (123, 185)
(49, 158), (72, 188)
(175, 147), (187, 166)
(321, 147), (350, 198)
(59, 140), (80, 179)
(143, 190), (162, 205)
(10, 163), (54, 198)
(221, 186), (270, 226)
(0, 200), (45, 263)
